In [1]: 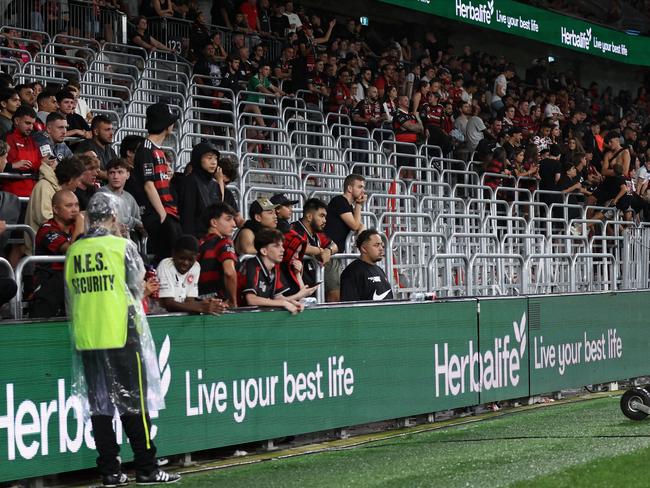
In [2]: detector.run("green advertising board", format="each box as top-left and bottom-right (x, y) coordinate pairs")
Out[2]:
(380, 0), (650, 66)
(1, 293), (649, 483)
(527, 292), (650, 395)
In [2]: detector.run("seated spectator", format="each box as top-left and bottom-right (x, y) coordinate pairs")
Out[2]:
(3, 106), (44, 198)
(30, 190), (84, 318)
(282, 198), (338, 295)
(141, 0), (175, 18)
(270, 193), (299, 233)
(273, 46), (294, 85)
(66, 80), (93, 124)
(98, 158), (143, 237)
(57, 90), (91, 141)
(193, 42), (222, 89)
(75, 115), (117, 180)
(130, 16), (175, 54)
(134, 102), (182, 262)
(179, 142), (223, 237)
(219, 56), (245, 94)
(16, 83), (36, 110)
(35, 90), (58, 125)
(0, 219), (17, 308)
(157, 234), (228, 315)
(0, 88), (20, 139)
(238, 229), (317, 313)
(340, 229), (393, 302)
(324, 174), (366, 302)
(198, 203), (238, 305)
(26, 155), (84, 240)
(381, 85), (398, 122)
(36, 112), (73, 162)
(74, 154), (100, 210)
(235, 197), (279, 255)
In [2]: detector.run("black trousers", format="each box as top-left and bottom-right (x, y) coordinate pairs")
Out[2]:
(0, 278), (16, 306)
(143, 213), (182, 263)
(29, 271), (65, 318)
(82, 332), (157, 477)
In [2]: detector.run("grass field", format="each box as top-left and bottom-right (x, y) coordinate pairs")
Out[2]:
(173, 395), (650, 487)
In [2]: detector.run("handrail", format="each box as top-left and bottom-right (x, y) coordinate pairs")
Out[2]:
(13, 256), (65, 319)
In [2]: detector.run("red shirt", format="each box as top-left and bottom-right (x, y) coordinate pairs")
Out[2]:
(3, 129), (41, 196)
(329, 81), (353, 113)
(393, 109), (419, 143)
(240, 2), (259, 30)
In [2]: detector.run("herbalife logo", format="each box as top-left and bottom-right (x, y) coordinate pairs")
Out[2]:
(1, 335), (171, 461)
(560, 26), (592, 50)
(434, 313), (526, 397)
(455, 0), (494, 25)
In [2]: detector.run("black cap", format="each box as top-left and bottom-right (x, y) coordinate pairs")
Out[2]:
(508, 126), (523, 135)
(146, 102), (179, 133)
(270, 193), (299, 206)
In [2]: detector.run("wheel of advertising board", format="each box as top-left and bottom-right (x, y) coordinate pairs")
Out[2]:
(620, 388), (650, 421)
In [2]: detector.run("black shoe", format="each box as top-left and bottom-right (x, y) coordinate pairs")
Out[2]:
(102, 472), (129, 487)
(136, 470), (181, 485)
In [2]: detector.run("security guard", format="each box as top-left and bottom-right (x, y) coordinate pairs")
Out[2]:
(65, 192), (180, 486)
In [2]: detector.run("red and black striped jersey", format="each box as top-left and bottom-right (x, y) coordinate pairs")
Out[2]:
(198, 233), (237, 298)
(137, 139), (178, 218)
(420, 102), (445, 128)
(35, 219), (72, 272)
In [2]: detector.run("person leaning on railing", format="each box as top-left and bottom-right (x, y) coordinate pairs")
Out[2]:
(130, 16), (176, 54)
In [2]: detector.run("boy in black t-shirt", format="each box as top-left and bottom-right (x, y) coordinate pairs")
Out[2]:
(238, 229), (319, 313)
(340, 229), (393, 302)
(323, 174), (366, 302)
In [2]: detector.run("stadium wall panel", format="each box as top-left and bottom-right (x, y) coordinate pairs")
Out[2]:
(0, 292), (648, 482)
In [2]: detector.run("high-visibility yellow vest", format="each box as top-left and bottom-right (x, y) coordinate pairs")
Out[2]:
(65, 235), (129, 350)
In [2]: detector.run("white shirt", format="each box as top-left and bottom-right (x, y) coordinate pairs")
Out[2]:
(491, 74), (507, 103)
(466, 115), (486, 151)
(157, 258), (200, 302)
(75, 97), (91, 119)
(544, 103), (563, 119)
(638, 165), (650, 182)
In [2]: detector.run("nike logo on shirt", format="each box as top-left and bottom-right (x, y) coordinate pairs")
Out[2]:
(372, 289), (391, 301)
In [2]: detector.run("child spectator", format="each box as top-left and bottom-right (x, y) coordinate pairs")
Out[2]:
(198, 203), (238, 305)
(157, 234), (228, 315)
(238, 229), (317, 313)
(270, 192), (299, 233)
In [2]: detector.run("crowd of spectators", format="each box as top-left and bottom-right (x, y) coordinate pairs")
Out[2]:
(2, 0), (650, 319)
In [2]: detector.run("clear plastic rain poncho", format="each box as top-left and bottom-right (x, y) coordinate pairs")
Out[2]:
(66, 192), (164, 418)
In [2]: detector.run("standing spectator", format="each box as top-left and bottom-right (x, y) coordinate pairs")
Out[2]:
(282, 198), (338, 294)
(239, 228), (316, 312)
(273, 46), (294, 85)
(381, 85), (398, 122)
(178, 142), (222, 237)
(601, 131), (630, 178)
(57, 91), (91, 141)
(393, 95), (423, 146)
(3, 106), (44, 197)
(74, 154), (100, 210)
(351, 85), (385, 132)
(75, 115), (118, 180)
(98, 158), (143, 236)
(532, 122), (553, 153)
(258, 0), (272, 35)
(538, 143), (563, 206)
(235, 197), (278, 254)
(329, 68), (355, 114)
(544, 92), (564, 121)
(133, 103), (182, 262)
(502, 126), (523, 161)
(484, 146), (512, 191)
(270, 3), (290, 37)
(283, 1), (302, 33)
(0, 88), (20, 138)
(270, 193), (299, 233)
(157, 234), (228, 314)
(340, 229), (393, 302)
(239, 0), (259, 32)
(30, 190), (85, 318)
(583, 120), (604, 172)
(491, 64), (515, 113)
(512, 99), (533, 138)
(0, 219), (16, 308)
(374, 63), (396, 99)
(324, 174), (366, 302)
(420, 90), (452, 155)
(245, 63), (286, 127)
(198, 202), (238, 304)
